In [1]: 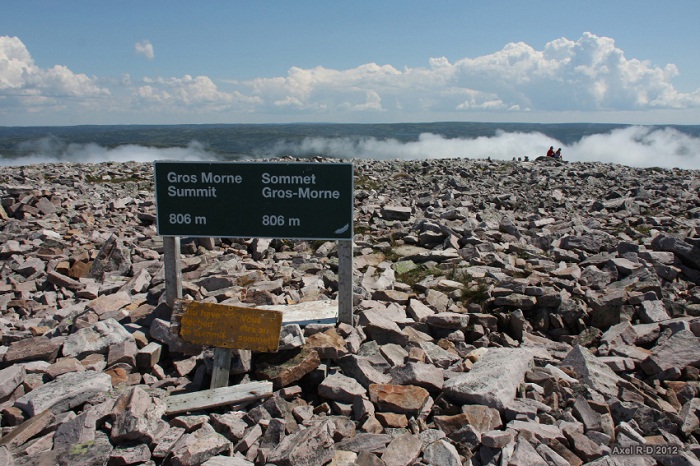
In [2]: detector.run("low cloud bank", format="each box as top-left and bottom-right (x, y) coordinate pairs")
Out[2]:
(263, 126), (700, 170)
(1, 138), (217, 166)
(2, 126), (699, 170)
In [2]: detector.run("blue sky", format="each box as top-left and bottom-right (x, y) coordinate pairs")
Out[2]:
(2, 0), (700, 126)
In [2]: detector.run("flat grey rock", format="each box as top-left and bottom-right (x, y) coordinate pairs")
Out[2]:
(443, 348), (534, 410)
(14, 370), (112, 417)
(62, 318), (134, 358)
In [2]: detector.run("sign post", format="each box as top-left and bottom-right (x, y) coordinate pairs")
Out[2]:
(155, 161), (354, 388)
(162, 237), (181, 307)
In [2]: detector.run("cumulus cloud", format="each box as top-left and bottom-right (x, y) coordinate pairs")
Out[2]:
(135, 40), (154, 60)
(0, 36), (109, 99)
(2, 32), (700, 121)
(135, 75), (261, 112)
(238, 32), (700, 115)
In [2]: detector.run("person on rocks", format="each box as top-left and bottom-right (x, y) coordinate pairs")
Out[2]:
(554, 148), (562, 159)
(546, 146), (555, 157)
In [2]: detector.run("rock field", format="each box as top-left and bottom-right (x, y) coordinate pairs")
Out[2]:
(1, 156), (700, 465)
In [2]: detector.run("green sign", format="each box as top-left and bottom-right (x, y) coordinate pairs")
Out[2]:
(154, 161), (353, 239)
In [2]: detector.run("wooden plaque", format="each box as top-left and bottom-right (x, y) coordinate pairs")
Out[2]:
(179, 301), (282, 352)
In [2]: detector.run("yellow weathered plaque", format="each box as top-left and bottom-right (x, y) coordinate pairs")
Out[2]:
(179, 302), (282, 352)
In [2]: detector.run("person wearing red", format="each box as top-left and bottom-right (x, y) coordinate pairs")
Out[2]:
(546, 146), (555, 157)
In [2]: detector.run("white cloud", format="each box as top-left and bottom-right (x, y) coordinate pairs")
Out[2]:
(0, 36), (108, 98)
(2, 32), (700, 122)
(135, 75), (261, 113)
(135, 40), (155, 60)
(232, 32), (700, 116)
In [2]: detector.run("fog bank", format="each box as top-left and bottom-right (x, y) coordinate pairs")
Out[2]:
(2, 126), (699, 170)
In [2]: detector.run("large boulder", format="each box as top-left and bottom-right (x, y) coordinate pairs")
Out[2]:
(443, 348), (534, 410)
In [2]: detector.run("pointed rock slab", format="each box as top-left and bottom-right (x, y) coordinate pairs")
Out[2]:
(652, 233), (700, 270)
(599, 321), (637, 350)
(425, 312), (470, 329)
(62, 318), (134, 359)
(335, 433), (392, 454)
(361, 311), (409, 346)
(47, 269), (83, 291)
(85, 291), (132, 318)
(483, 430), (514, 450)
(443, 348), (534, 411)
(564, 430), (604, 462)
(170, 423), (231, 466)
(338, 354), (392, 389)
(111, 386), (167, 444)
(152, 426), (187, 459)
(277, 324), (305, 351)
(14, 370), (112, 417)
(560, 345), (622, 399)
(318, 372), (367, 404)
(381, 205), (412, 221)
(368, 383), (430, 416)
(89, 234), (132, 280)
(422, 439), (461, 466)
(109, 444), (152, 465)
(406, 298), (435, 322)
(266, 419), (335, 466)
(508, 437), (548, 466)
(304, 328), (349, 359)
(0, 447), (11, 466)
(417, 341), (461, 368)
(0, 365), (26, 399)
(641, 329), (700, 376)
(638, 300), (670, 324)
(51, 432), (115, 466)
(389, 362), (444, 393)
(255, 347), (320, 390)
(679, 398), (700, 436)
(493, 293), (538, 310)
(150, 318), (202, 355)
(0, 409), (54, 449)
(53, 408), (99, 450)
(433, 405), (502, 435)
(381, 432), (422, 466)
